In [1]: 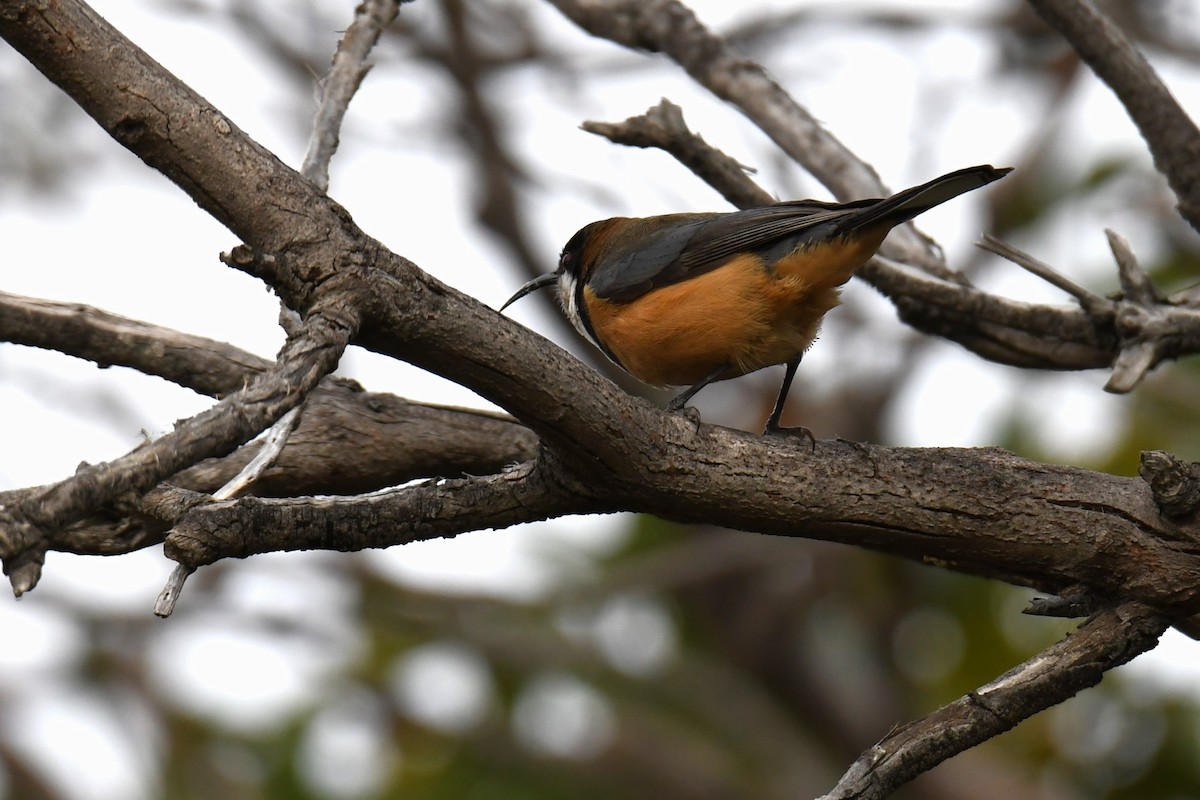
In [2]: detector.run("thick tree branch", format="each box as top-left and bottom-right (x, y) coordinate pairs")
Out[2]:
(0, 307), (352, 593)
(0, 289), (271, 395)
(156, 433), (1200, 621)
(151, 453), (585, 566)
(1027, 0), (1200, 234)
(0, 0), (637, 460)
(0, 0), (370, 312)
(819, 602), (1169, 800)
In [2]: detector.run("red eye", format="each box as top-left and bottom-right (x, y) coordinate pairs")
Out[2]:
(559, 251), (573, 269)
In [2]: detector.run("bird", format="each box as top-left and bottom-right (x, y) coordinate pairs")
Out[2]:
(500, 164), (1011, 437)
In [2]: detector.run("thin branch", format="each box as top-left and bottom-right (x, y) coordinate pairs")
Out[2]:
(301, 0), (401, 190)
(818, 602), (1169, 800)
(581, 99), (775, 210)
(977, 230), (1200, 392)
(263, 0), (400, 498)
(1026, 0), (1200, 234)
(1108, 228), (1160, 304)
(976, 234), (1111, 314)
(153, 564), (194, 618)
(213, 406), (302, 500)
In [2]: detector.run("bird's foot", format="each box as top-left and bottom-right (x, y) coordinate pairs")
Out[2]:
(670, 403), (703, 429)
(763, 420), (815, 452)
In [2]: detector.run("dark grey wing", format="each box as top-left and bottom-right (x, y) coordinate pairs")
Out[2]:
(585, 165), (1010, 303)
(585, 215), (710, 303)
(671, 199), (877, 274)
(587, 201), (875, 303)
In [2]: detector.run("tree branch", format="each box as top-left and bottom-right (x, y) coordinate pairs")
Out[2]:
(150, 453), (585, 567)
(819, 602), (1169, 800)
(1026, 0), (1200, 234)
(0, 289), (539, 554)
(301, 0), (400, 191)
(0, 308), (352, 594)
(155, 433), (1200, 623)
(4, 4), (1200, 790)
(581, 99), (775, 211)
(0, 289), (270, 395)
(6, 2), (1200, 626)
(0, 0), (369, 311)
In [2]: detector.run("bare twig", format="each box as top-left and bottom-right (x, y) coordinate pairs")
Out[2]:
(213, 406), (303, 500)
(1108, 229), (1160, 304)
(818, 602), (1169, 800)
(1102, 229), (1199, 392)
(582, 99), (774, 210)
(244, 0), (403, 505)
(976, 234), (1111, 314)
(980, 231), (1200, 393)
(153, 564), (195, 618)
(301, 0), (401, 190)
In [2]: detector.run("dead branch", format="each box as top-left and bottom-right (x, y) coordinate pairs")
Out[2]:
(1027, 0), (1200, 234)
(819, 602), (1169, 800)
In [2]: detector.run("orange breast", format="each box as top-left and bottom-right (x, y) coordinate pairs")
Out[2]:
(583, 230), (890, 387)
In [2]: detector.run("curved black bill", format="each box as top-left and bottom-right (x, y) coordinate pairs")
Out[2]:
(499, 272), (557, 313)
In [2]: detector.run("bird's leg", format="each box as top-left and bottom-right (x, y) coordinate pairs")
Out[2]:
(667, 364), (728, 414)
(763, 357), (814, 449)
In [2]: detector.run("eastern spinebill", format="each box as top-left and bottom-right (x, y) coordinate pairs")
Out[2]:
(501, 164), (1011, 436)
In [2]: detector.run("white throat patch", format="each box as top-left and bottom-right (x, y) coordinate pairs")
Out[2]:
(558, 272), (600, 350)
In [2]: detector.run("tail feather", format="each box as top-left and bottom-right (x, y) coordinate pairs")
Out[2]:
(835, 165), (1011, 234)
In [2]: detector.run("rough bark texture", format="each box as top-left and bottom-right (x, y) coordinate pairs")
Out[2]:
(4, 1), (1200, 797)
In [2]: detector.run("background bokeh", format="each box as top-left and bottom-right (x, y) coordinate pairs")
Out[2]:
(3, 1), (1200, 798)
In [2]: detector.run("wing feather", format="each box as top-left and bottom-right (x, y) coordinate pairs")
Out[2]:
(587, 164), (1010, 302)
(588, 202), (872, 302)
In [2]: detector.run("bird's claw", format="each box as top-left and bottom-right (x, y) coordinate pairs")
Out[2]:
(666, 401), (703, 430)
(764, 421), (815, 452)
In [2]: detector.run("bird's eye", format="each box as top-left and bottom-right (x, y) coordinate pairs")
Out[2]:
(559, 250), (573, 270)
